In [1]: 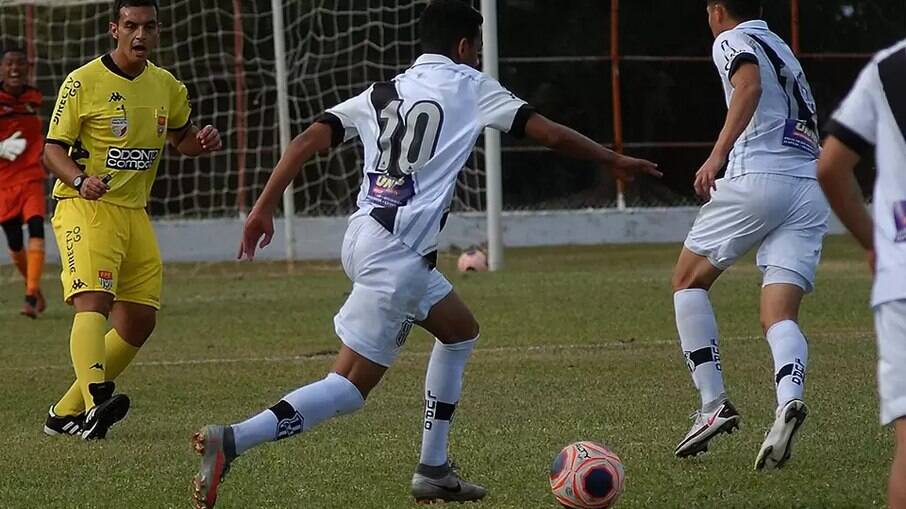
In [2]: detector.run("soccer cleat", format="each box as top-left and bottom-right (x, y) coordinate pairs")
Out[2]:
(81, 393), (130, 440)
(674, 399), (741, 458)
(34, 289), (46, 313)
(754, 399), (808, 471)
(43, 406), (84, 437)
(411, 462), (487, 504)
(20, 295), (37, 319)
(192, 425), (237, 509)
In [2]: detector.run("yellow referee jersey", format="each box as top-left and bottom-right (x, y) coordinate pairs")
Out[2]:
(46, 54), (191, 209)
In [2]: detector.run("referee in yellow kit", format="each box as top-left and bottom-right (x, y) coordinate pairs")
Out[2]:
(42, 0), (222, 439)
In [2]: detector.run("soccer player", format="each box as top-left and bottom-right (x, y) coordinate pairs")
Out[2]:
(671, 0), (828, 469)
(191, 1), (659, 507)
(817, 39), (906, 509)
(42, 0), (222, 439)
(0, 47), (48, 318)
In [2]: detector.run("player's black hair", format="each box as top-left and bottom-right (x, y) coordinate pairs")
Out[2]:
(707, 0), (762, 21)
(111, 0), (159, 22)
(419, 0), (483, 56)
(1, 47), (26, 59)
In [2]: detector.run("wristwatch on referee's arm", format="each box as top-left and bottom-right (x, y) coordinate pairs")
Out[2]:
(72, 174), (86, 195)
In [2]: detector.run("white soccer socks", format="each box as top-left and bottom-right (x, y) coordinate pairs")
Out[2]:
(231, 372), (364, 455)
(419, 336), (478, 467)
(675, 289), (727, 409)
(766, 320), (808, 409)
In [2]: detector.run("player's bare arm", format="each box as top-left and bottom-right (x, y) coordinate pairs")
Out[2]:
(238, 122), (333, 260)
(817, 136), (874, 266)
(523, 113), (661, 181)
(695, 62), (761, 199)
(42, 144), (108, 200)
(168, 123), (222, 157)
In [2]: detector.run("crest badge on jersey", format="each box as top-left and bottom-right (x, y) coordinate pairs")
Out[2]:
(894, 201), (906, 243)
(111, 117), (128, 137)
(97, 271), (114, 291)
(157, 115), (167, 136)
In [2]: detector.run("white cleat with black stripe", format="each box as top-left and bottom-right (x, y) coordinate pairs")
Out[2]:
(755, 399), (808, 471)
(675, 399), (741, 458)
(43, 406), (85, 437)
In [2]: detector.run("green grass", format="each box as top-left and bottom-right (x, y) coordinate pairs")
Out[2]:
(0, 236), (888, 508)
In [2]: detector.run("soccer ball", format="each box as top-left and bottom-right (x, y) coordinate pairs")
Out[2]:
(456, 248), (488, 272)
(549, 441), (625, 509)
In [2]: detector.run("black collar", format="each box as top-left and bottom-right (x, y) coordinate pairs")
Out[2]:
(102, 53), (146, 81)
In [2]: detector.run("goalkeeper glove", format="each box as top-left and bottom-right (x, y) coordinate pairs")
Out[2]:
(0, 131), (27, 161)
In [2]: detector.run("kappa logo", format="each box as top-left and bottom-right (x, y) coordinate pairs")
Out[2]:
(109, 91), (125, 102)
(71, 279), (87, 291)
(89, 362), (104, 370)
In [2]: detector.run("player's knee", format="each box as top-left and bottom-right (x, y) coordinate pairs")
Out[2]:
(25, 216), (44, 239)
(1, 219), (24, 251)
(672, 270), (710, 293)
(438, 318), (479, 344)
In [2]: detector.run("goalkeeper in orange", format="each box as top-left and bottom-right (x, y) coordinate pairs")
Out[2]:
(42, 0), (222, 439)
(0, 47), (48, 319)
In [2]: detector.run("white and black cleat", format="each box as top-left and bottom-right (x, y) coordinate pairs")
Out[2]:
(43, 406), (85, 437)
(755, 399), (808, 471)
(675, 399), (741, 458)
(81, 394), (130, 440)
(411, 462), (487, 504)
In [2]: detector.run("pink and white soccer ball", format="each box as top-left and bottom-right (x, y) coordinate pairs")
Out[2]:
(549, 441), (625, 509)
(457, 248), (488, 273)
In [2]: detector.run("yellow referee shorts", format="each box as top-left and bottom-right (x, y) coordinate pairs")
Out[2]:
(51, 198), (162, 309)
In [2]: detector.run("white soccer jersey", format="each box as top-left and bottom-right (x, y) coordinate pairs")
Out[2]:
(712, 20), (819, 179)
(319, 54), (533, 260)
(827, 40), (906, 307)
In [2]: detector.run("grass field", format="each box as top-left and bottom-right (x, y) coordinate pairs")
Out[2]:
(0, 236), (889, 508)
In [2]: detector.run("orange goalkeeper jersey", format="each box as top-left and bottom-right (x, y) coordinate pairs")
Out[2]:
(0, 84), (45, 189)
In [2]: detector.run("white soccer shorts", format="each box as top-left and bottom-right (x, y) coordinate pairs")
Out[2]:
(874, 300), (906, 426)
(333, 214), (453, 367)
(684, 173), (829, 292)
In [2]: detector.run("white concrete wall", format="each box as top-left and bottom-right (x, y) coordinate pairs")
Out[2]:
(5, 207), (847, 263)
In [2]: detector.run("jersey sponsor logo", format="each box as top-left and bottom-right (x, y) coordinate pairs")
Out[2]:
(97, 271), (114, 291)
(366, 172), (416, 207)
(894, 201), (906, 243)
(782, 119), (819, 157)
(65, 227), (81, 274)
(108, 91), (125, 103)
(105, 147), (161, 171)
(52, 76), (81, 125)
(111, 117), (128, 137)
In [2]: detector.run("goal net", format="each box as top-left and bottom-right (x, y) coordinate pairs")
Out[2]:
(0, 0), (486, 218)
